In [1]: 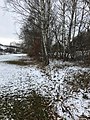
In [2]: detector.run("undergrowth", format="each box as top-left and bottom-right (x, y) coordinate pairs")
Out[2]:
(0, 91), (58, 120)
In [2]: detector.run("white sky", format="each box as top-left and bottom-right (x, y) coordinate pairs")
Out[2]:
(0, 0), (20, 45)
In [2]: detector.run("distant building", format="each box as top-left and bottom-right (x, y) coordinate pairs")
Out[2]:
(0, 42), (22, 54)
(10, 41), (21, 48)
(10, 41), (17, 46)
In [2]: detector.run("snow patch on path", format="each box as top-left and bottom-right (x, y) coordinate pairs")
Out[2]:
(0, 54), (90, 120)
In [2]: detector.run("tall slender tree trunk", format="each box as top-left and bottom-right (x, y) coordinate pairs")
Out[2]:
(72, 9), (77, 60)
(78, 4), (85, 35)
(67, 0), (77, 59)
(40, 0), (49, 65)
(62, 1), (66, 60)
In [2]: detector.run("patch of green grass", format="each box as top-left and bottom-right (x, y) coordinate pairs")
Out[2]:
(5, 58), (45, 66)
(5, 60), (31, 66)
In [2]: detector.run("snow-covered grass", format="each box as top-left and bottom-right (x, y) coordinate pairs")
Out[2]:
(0, 53), (27, 62)
(0, 54), (90, 120)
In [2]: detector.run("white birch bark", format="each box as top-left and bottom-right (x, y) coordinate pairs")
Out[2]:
(40, 0), (49, 65)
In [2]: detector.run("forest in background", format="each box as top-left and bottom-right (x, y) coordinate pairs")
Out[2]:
(5, 0), (90, 65)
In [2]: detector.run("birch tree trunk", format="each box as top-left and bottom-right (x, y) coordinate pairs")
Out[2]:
(62, 0), (66, 60)
(67, 0), (77, 59)
(78, 4), (85, 35)
(40, 0), (49, 65)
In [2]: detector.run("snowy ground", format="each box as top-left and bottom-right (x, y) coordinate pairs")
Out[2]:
(0, 54), (90, 120)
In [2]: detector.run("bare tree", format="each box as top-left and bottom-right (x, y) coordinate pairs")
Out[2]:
(5, 0), (90, 62)
(5, 0), (52, 65)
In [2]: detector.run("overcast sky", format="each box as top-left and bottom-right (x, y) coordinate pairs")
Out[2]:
(0, 0), (20, 45)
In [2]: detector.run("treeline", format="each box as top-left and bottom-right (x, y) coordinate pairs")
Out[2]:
(5, 0), (90, 65)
